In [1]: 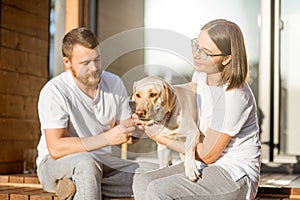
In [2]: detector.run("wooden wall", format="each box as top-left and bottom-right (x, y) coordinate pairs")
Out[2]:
(0, 0), (50, 174)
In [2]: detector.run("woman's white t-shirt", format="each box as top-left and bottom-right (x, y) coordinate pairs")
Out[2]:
(192, 71), (261, 200)
(36, 70), (131, 166)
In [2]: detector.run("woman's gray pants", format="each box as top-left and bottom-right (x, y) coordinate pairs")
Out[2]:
(133, 163), (249, 200)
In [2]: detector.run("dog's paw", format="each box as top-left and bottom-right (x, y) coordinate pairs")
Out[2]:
(185, 162), (200, 182)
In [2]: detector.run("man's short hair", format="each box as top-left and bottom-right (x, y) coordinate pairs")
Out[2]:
(62, 27), (100, 59)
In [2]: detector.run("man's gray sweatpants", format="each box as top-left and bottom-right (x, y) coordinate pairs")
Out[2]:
(37, 152), (156, 200)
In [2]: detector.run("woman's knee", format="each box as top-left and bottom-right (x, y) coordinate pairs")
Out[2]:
(134, 171), (157, 188)
(146, 179), (172, 199)
(133, 171), (161, 198)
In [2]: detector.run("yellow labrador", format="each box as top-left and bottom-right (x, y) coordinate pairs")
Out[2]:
(133, 76), (200, 182)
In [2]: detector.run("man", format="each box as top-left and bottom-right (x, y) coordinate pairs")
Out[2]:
(36, 27), (141, 200)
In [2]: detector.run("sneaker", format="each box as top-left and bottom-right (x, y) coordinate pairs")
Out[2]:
(56, 177), (76, 200)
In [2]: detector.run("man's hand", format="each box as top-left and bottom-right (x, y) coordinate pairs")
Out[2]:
(104, 122), (135, 145)
(81, 120), (135, 151)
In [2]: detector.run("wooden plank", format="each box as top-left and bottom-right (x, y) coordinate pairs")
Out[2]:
(0, 176), (9, 183)
(0, 70), (48, 96)
(9, 175), (24, 184)
(0, 193), (8, 200)
(0, 95), (39, 119)
(24, 175), (39, 184)
(0, 188), (28, 200)
(0, 186), (39, 199)
(0, 184), (41, 189)
(0, 185), (24, 192)
(0, 29), (48, 57)
(2, 174), (40, 184)
(30, 192), (56, 200)
(10, 188), (45, 200)
(2, 0), (50, 16)
(0, 118), (40, 141)
(0, 4), (49, 40)
(10, 194), (29, 200)
(8, 174), (39, 184)
(0, 47), (48, 77)
(0, 185), (23, 191)
(290, 187), (300, 195)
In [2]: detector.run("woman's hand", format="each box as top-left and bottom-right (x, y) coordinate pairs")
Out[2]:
(144, 124), (163, 140)
(132, 113), (162, 140)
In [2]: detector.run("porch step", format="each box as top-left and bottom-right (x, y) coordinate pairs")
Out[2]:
(0, 174), (57, 200)
(256, 173), (300, 199)
(3, 173), (300, 200)
(0, 174), (133, 200)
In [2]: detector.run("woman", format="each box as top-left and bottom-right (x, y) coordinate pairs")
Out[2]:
(133, 19), (261, 200)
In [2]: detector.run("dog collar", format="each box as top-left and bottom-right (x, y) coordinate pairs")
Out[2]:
(154, 111), (172, 125)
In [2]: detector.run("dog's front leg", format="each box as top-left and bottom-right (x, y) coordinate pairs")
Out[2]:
(184, 130), (200, 182)
(157, 143), (172, 168)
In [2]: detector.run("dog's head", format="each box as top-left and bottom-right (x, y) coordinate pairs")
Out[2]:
(133, 76), (177, 122)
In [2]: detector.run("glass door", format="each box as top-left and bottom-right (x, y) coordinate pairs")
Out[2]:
(279, 0), (300, 156)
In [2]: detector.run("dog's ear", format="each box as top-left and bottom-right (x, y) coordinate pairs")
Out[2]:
(163, 81), (177, 112)
(133, 82), (137, 100)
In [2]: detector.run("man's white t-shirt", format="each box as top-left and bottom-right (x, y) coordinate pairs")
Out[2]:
(36, 70), (131, 166)
(192, 72), (261, 200)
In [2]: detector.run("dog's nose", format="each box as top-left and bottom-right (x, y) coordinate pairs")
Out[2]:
(136, 109), (146, 117)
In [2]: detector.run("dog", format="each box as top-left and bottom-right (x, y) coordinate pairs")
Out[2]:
(132, 76), (200, 182)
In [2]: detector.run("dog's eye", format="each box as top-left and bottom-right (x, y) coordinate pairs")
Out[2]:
(150, 93), (157, 98)
(135, 93), (141, 98)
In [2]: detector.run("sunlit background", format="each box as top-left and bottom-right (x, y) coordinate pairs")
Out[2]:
(49, 0), (300, 163)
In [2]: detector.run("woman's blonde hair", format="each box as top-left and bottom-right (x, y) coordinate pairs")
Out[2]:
(201, 19), (249, 90)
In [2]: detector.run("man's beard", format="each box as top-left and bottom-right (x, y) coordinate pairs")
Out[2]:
(71, 67), (102, 87)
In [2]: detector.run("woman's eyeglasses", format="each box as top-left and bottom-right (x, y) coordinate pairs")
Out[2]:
(191, 38), (227, 59)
